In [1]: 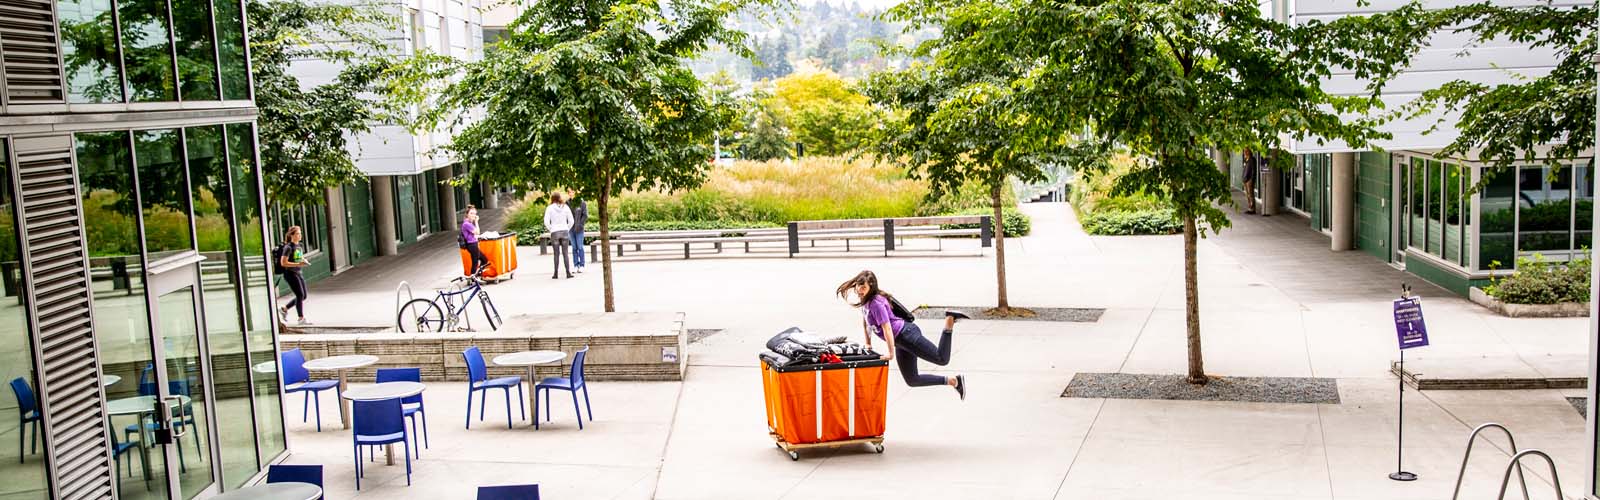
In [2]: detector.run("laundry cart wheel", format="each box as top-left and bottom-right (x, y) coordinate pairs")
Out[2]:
(873, 443), (884, 453)
(788, 450), (799, 461)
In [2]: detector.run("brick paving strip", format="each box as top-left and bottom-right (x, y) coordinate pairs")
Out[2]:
(1062, 372), (1341, 404)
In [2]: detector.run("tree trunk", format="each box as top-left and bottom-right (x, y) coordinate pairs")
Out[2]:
(991, 182), (1009, 310)
(599, 167), (616, 313)
(1182, 215), (1206, 384)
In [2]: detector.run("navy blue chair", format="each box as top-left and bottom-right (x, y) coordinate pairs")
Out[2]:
(282, 348), (341, 431)
(8, 378), (39, 463)
(477, 484), (540, 500)
(128, 378), (201, 470)
(266, 464), (324, 500)
(462, 347), (523, 429)
(108, 429), (146, 479)
(352, 398), (411, 490)
(535, 346), (592, 430)
(376, 368), (429, 455)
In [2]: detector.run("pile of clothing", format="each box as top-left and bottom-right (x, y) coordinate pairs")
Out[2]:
(760, 327), (880, 367)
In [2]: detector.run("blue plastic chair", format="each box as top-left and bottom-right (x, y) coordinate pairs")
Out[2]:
(376, 368), (429, 455)
(266, 464), (324, 500)
(9, 378), (39, 463)
(477, 484), (540, 500)
(462, 347), (523, 429)
(108, 429), (145, 479)
(535, 346), (592, 430)
(128, 378), (201, 470)
(281, 349), (342, 431)
(352, 398), (411, 490)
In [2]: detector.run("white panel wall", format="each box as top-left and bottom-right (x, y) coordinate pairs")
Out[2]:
(1286, 0), (1587, 154)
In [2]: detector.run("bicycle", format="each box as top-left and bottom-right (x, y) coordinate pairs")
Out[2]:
(396, 275), (503, 332)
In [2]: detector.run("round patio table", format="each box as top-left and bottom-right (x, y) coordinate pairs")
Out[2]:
(301, 354), (379, 429)
(342, 381), (426, 465)
(492, 351), (566, 429)
(104, 395), (190, 485)
(211, 482), (322, 500)
(101, 374), (121, 388)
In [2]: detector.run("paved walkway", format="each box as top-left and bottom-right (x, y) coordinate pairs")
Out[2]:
(277, 201), (1591, 499)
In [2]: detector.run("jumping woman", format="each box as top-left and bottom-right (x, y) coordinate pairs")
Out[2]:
(837, 270), (969, 399)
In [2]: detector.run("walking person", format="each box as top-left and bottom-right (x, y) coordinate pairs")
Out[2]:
(1242, 149), (1258, 214)
(836, 270), (969, 399)
(544, 193), (574, 279)
(461, 205), (490, 277)
(276, 226), (311, 324)
(570, 196), (588, 273)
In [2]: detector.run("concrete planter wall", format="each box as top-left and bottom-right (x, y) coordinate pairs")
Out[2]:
(1469, 287), (1589, 318)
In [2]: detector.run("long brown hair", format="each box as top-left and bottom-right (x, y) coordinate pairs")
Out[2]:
(836, 270), (891, 307)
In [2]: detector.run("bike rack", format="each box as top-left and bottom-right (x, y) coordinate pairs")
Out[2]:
(1454, 423), (1530, 500)
(394, 281), (414, 331)
(1495, 450), (1562, 500)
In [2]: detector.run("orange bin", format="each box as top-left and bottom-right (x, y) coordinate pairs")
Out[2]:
(761, 357), (888, 458)
(460, 232), (519, 280)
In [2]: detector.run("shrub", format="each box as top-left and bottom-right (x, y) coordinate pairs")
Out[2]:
(1485, 253), (1592, 304)
(1081, 208), (1182, 236)
(939, 207), (1031, 237)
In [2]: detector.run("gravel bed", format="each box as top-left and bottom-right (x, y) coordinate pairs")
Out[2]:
(688, 329), (723, 344)
(912, 306), (1104, 323)
(1570, 397), (1587, 418)
(1061, 372), (1340, 404)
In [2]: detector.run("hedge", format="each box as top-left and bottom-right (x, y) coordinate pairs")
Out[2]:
(1080, 208), (1182, 235)
(1485, 253), (1592, 304)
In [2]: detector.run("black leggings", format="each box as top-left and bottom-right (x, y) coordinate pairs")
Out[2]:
(894, 322), (953, 387)
(465, 241), (489, 275)
(282, 273), (307, 318)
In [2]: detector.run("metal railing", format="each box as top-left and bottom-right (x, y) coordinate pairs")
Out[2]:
(1454, 423), (1530, 500)
(1495, 450), (1562, 500)
(394, 281), (414, 331)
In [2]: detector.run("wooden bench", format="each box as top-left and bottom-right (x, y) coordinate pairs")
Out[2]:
(532, 215), (993, 259)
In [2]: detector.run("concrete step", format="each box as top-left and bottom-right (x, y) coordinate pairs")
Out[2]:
(1389, 354), (1586, 390)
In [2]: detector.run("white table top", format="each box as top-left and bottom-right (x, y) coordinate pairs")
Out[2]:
(252, 361), (277, 374)
(302, 354), (379, 371)
(493, 350), (566, 367)
(101, 375), (121, 387)
(211, 482), (322, 500)
(105, 395), (192, 416)
(341, 381), (425, 401)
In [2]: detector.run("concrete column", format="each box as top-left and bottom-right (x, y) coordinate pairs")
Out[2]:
(438, 165), (458, 231)
(1331, 152), (1357, 251)
(1260, 154), (1282, 216)
(482, 182), (499, 209)
(371, 176), (399, 256)
(1214, 149), (1228, 175)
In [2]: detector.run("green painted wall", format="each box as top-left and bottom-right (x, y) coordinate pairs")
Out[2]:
(1356, 152), (1392, 262)
(344, 180), (377, 266)
(1405, 255), (1472, 296)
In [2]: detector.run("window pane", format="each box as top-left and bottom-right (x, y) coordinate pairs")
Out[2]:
(57, 0), (125, 103)
(135, 129), (193, 255)
(1519, 166), (1572, 257)
(1577, 164), (1593, 253)
(213, 0), (249, 100)
(0, 141), (47, 498)
(119, 0), (177, 101)
(1444, 162), (1462, 264)
(1480, 167), (1516, 270)
(186, 125), (259, 488)
(172, 0), (220, 100)
(227, 123), (286, 464)
(1426, 160), (1442, 256)
(78, 131), (177, 499)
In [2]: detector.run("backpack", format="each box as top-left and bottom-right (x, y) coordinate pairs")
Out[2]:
(271, 244), (287, 275)
(887, 295), (916, 323)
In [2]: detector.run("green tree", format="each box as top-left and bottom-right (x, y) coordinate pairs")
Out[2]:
(743, 97), (794, 161)
(427, 0), (751, 311)
(769, 70), (878, 156)
(247, 0), (419, 206)
(892, 0), (1429, 382)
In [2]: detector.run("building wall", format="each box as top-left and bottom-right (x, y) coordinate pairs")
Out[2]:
(1356, 152), (1393, 262)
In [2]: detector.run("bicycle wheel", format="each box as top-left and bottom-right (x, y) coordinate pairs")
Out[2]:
(479, 291), (502, 331)
(397, 299), (446, 332)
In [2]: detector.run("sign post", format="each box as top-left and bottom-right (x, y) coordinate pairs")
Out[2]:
(1390, 283), (1429, 482)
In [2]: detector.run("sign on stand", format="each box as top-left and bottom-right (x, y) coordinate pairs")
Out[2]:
(1393, 297), (1429, 349)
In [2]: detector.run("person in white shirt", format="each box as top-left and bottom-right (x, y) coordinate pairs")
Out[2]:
(544, 193), (575, 279)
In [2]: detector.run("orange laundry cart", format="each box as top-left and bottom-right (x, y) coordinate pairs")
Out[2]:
(760, 356), (888, 460)
(460, 232), (519, 281)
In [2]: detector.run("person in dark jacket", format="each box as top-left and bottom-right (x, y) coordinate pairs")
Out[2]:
(1242, 149), (1258, 214)
(570, 197), (588, 273)
(836, 270), (970, 400)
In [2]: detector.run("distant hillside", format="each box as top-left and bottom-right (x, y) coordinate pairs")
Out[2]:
(686, 1), (937, 83)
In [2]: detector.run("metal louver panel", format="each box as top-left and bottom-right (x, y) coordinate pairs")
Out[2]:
(0, 0), (66, 104)
(9, 135), (113, 500)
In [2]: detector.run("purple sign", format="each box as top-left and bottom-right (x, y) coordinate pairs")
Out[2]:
(1393, 297), (1429, 349)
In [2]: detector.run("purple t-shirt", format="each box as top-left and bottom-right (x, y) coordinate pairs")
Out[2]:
(461, 220), (478, 244)
(863, 295), (904, 340)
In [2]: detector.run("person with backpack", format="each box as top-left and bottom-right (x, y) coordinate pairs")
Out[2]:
(835, 270), (970, 399)
(461, 205), (489, 276)
(276, 226), (310, 324)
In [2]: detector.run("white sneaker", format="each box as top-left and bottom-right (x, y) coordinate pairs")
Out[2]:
(576, 267), (584, 274)
(296, 317), (309, 325)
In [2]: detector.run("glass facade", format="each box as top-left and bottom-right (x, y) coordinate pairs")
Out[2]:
(0, 141), (48, 499)
(57, 0), (125, 103)
(53, 0), (250, 105)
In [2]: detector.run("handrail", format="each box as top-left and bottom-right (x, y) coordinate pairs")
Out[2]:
(394, 281), (414, 331)
(1454, 423), (1530, 500)
(1496, 450), (1562, 500)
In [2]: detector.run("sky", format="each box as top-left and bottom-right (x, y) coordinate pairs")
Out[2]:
(794, 0), (903, 12)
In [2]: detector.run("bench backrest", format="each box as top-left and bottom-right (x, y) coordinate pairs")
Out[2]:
(791, 215), (987, 231)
